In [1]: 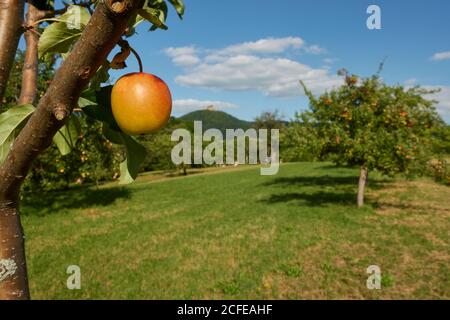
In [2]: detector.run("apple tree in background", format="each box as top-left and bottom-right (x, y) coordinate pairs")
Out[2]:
(0, 0), (184, 300)
(300, 69), (443, 207)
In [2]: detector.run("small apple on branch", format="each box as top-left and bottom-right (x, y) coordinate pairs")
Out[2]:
(110, 39), (172, 135)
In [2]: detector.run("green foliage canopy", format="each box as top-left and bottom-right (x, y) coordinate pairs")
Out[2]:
(0, 0), (185, 186)
(300, 72), (443, 175)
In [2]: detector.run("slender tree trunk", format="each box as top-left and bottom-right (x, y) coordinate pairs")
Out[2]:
(0, 0), (24, 105)
(18, 0), (67, 105)
(0, 203), (29, 299)
(18, 1), (41, 105)
(0, 0), (27, 300)
(0, 0), (144, 300)
(357, 166), (368, 207)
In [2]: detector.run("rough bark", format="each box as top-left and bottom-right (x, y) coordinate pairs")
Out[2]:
(0, 0), (144, 300)
(0, 205), (28, 299)
(357, 166), (368, 207)
(19, 0), (77, 105)
(18, 1), (41, 105)
(0, 0), (24, 105)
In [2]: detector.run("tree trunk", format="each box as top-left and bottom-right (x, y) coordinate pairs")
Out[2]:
(0, 0), (144, 300)
(0, 203), (29, 299)
(18, 0), (67, 105)
(18, 1), (41, 105)
(357, 166), (368, 207)
(0, 0), (24, 105)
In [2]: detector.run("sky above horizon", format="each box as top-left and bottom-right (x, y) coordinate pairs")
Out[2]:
(59, 1), (450, 122)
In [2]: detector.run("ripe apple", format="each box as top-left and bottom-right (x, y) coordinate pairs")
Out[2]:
(111, 72), (172, 135)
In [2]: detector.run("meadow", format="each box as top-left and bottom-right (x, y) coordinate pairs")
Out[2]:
(22, 162), (450, 299)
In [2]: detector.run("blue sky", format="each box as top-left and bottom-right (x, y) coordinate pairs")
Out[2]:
(67, 1), (450, 121)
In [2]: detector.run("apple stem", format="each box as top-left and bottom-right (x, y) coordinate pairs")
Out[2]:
(130, 46), (143, 73)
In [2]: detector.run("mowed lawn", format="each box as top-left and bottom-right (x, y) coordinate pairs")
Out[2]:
(21, 162), (450, 299)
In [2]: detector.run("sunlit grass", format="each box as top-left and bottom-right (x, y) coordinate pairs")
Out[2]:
(22, 162), (450, 299)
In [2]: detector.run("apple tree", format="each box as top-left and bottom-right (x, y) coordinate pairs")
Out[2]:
(0, 0), (184, 299)
(300, 69), (442, 207)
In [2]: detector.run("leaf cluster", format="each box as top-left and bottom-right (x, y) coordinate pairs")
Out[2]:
(300, 73), (443, 175)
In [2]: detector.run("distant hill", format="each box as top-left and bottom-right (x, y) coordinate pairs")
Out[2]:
(179, 109), (253, 133)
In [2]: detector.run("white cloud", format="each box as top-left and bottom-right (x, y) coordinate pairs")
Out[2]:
(404, 78), (418, 86)
(165, 37), (339, 97)
(304, 44), (326, 55)
(425, 86), (450, 121)
(173, 99), (239, 113)
(206, 37), (325, 60)
(404, 81), (450, 122)
(431, 51), (450, 61)
(323, 58), (338, 65)
(221, 37), (304, 55)
(164, 46), (200, 67)
(175, 55), (342, 97)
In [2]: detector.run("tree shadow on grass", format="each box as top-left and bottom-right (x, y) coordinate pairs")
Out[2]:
(314, 163), (341, 170)
(262, 174), (390, 207)
(21, 186), (131, 217)
(165, 170), (205, 178)
(263, 191), (356, 206)
(264, 175), (389, 190)
(264, 175), (358, 187)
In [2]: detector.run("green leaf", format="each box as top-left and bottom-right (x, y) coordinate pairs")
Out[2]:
(83, 86), (121, 131)
(119, 159), (134, 184)
(78, 90), (97, 108)
(0, 104), (35, 164)
(38, 5), (91, 57)
(53, 115), (81, 156)
(103, 126), (147, 184)
(138, 7), (168, 30)
(168, 0), (185, 18)
(89, 61), (111, 90)
(86, 86), (147, 184)
(125, 13), (145, 37)
(119, 134), (147, 184)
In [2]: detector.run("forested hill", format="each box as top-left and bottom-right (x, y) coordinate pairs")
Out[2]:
(179, 110), (253, 133)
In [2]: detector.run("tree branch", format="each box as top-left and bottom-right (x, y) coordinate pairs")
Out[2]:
(0, 0), (144, 300)
(36, 0), (95, 20)
(37, 6), (68, 20)
(0, 0), (25, 105)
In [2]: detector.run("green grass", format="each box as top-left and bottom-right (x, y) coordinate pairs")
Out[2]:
(21, 162), (450, 299)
